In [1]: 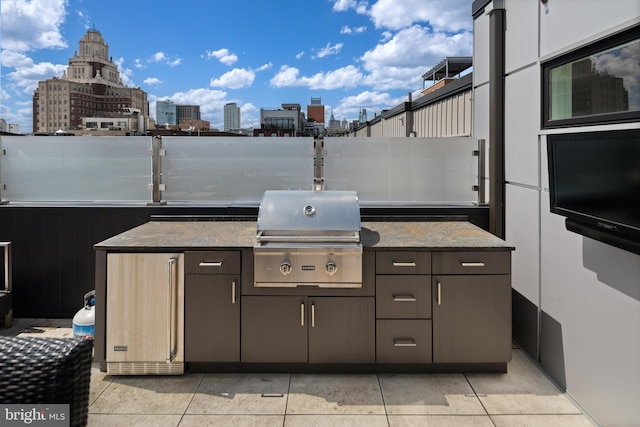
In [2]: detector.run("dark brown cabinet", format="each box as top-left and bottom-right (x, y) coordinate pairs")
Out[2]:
(375, 251), (433, 363)
(184, 251), (240, 362)
(241, 296), (375, 363)
(432, 251), (511, 364)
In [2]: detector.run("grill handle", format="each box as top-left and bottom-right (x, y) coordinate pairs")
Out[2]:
(256, 232), (360, 244)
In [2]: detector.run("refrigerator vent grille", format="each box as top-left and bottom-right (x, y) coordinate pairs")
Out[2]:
(107, 362), (184, 375)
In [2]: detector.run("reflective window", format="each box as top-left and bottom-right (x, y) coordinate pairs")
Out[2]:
(543, 26), (639, 127)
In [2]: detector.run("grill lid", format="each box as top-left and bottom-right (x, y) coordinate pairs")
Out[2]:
(256, 190), (361, 236)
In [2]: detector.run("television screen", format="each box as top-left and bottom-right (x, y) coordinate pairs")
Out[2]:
(547, 129), (640, 253)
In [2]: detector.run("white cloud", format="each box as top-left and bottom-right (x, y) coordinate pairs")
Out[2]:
(270, 65), (363, 90)
(113, 57), (135, 87)
(210, 68), (256, 89)
(149, 52), (182, 67)
(368, 0), (472, 32)
(206, 49), (238, 66)
(361, 25), (472, 70)
(134, 59), (145, 68)
(143, 77), (162, 85)
(296, 51), (305, 60)
(341, 25), (366, 34)
(333, 90), (407, 118)
(315, 42), (344, 59)
(0, 88), (11, 102)
(0, 0), (68, 51)
(1, 50), (66, 93)
(332, 0), (368, 14)
(255, 62), (272, 72)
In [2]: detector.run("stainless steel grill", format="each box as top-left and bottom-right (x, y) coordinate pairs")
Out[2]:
(254, 190), (362, 288)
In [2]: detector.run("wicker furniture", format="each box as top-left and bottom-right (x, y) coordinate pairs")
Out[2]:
(0, 337), (93, 427)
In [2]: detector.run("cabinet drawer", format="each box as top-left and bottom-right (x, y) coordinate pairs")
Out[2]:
(376, 251), (431, 275)
(185, 251), (241, 274)
(376, 276), (431, 319)
(376, 320), (432, 363)
(432, 251), (510, 275)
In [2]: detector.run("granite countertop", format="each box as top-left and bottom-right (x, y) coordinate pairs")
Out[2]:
(95, 221), (513, 251)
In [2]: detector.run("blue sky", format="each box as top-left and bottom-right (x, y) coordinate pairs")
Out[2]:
(0, 0), (473, 133)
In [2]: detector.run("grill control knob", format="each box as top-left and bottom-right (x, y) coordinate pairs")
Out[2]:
(280, 261), (292, 275)
(325, 261), (337, 275)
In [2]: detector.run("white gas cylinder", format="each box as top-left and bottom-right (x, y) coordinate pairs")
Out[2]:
(73, 290), (95, 339)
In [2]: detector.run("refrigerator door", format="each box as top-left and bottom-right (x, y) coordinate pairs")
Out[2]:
(106, 253), (184, 375)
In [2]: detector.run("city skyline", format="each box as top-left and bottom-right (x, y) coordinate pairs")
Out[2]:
(0, 0), (474, 133)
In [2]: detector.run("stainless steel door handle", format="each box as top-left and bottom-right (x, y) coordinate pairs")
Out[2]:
(231, 280), (236, 304)
(461, 262), (485, 267)
(394, 339), (417, 347)
(393, 261), (416, 267)
(393, 295), (417, 302)
(166, 257), (178, 363)
(199, 261), (223, 267)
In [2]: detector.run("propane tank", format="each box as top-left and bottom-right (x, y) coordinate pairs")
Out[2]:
(73, 290), (95, 339)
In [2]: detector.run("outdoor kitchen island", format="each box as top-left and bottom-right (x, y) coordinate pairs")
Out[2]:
(94, 220), (514, 374)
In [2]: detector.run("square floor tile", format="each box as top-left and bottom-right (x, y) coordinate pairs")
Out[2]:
(181, 414), (285, 426)
(379, 373), (486, 415)
(466, 350), (583, 415)
(491, 414), (595, 426)
(186, 373), (290, 415)
(89, 362), (113, 405)
(88, 414), (182, 427)
(89, 374), (202, 414)
(284, 414), (390, 427)
(388, 414), (495, 426)
(287, 374), (385, 415)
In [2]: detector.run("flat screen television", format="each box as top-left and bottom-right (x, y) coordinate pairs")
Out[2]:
(547, 129), (640, 255)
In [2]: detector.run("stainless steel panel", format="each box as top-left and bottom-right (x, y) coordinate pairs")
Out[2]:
(254, 248), (362, 288)
(256, 190), (360, 233)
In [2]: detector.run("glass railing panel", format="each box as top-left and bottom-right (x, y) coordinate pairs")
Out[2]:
(162, 137), (314, 204)
(323, 137), (479, 205)
(0, 136), (152, 202)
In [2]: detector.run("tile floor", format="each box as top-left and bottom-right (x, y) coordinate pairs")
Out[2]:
(2, 319), (597, 427)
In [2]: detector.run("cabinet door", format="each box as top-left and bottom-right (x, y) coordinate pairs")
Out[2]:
(308, 297), (375, 363)
(185, 274), (239, 362)
(106, 253), (184, 364)
(433, 275), (511, 363)
(241, 296), (307, 363)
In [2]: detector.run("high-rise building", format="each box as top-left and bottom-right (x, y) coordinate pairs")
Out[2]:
(32, 29), (149, 133)
(224, 102), (241, 131)
(307, 97), (325, 124)
(156, 101), (200, 127)
(359, 108), (368, 124)
(157, 100), (177, 125)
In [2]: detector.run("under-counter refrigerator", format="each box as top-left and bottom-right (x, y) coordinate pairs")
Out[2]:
(106, 253), (184, 375)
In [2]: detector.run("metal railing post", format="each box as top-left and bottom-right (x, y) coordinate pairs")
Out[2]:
(1, 242), (12, 327)
(148, 135), (167, 205)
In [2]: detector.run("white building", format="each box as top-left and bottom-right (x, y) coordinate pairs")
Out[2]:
(0, 119), (19, 134)
(224, 102), (241, 132)
(472, 1), (639, 426)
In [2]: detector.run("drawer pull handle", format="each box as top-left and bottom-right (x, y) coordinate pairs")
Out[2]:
(461, 262), (485, 267)
(199, 261), (223, 267)
(393, 295), (416, 302)
(437, 282), (442, 306)
(393, 261), (416, 267)
(394, 339), (417, 347)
